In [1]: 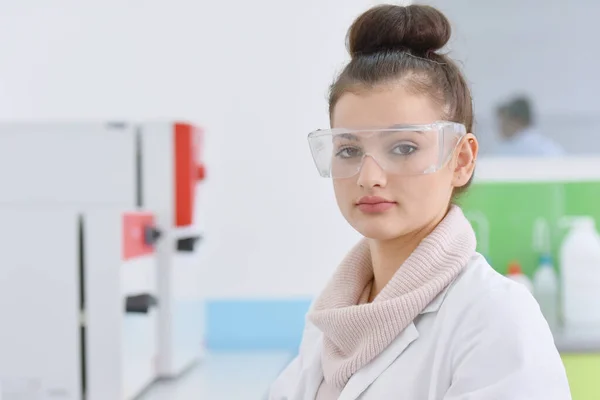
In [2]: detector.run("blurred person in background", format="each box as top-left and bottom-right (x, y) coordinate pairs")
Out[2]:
(495, 95), (564, 156)
(270, 4), (571, 400)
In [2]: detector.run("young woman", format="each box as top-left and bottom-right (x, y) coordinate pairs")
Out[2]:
(269, 4), (571, 400)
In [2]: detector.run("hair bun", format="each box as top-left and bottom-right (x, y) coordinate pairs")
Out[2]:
(347, 4), (451, 58)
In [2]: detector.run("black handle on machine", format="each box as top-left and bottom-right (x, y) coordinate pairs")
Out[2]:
(144, 226), (162, 246)
(125, 293), (158, 314)
(176, 234), (203, 252)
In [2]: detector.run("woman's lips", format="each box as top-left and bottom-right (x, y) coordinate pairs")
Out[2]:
(356, 196), (397, 213)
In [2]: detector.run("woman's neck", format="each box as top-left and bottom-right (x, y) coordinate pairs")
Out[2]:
(367, 211), (447, 302)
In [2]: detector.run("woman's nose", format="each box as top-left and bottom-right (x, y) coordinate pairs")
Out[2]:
(356, 156), (387, 188)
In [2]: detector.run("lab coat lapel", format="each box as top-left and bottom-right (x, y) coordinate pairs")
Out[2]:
(291, 338), (324, 400)
(338, 323), (420, 400)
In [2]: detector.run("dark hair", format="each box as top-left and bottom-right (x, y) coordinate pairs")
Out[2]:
(498, 96), (533, 126)
(329, 4), (474, 194)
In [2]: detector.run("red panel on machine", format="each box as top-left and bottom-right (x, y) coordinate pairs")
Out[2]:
(174, 123), (206, 227)
(122, 212), (155, 260)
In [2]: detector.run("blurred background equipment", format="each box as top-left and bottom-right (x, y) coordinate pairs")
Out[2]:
(0, 207), (161, 400)
(0, 121), (206, 399)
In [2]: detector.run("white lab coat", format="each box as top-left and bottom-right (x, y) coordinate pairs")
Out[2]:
(269, 254), (572, 400)
(495, 127), (565, 157)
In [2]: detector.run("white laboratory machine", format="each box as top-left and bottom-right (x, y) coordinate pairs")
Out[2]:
(0, 121), (207, 381)
(139, 122), (207, 377)
(0, 207), (160, 400)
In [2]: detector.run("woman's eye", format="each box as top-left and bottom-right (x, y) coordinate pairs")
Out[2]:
(392, 143), (417, 155)
(336, 146), (362, 159)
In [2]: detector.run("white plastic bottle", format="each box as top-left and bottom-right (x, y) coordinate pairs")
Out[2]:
(533, 254), (559, 332)
(506, 261), (533, 293)
(560, 216), (600, 329)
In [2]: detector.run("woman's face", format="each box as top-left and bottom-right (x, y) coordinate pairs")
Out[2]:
(330, 84), (477, 241)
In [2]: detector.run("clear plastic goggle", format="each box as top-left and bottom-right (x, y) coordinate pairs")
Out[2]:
(307, 121), (466, 179)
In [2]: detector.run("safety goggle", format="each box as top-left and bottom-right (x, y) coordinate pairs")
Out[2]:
(307, 121), (467, 179)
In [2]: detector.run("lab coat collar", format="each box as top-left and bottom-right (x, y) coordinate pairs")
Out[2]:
(334, 287), (450, 400)
(334, 286), (449, 399)
(421, 283), (452, 314)
(290, 338), (324, 400)
(338, 322), (420, 400)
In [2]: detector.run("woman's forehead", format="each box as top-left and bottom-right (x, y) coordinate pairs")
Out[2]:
(331, 86), (442, 129)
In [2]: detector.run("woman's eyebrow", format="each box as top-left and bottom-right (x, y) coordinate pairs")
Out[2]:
(334, 133), (359, 141)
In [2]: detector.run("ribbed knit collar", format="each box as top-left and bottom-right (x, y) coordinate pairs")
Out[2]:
(308, 205), (476, 389)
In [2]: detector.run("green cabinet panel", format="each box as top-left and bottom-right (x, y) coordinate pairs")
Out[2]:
(458, 181), (600, 277)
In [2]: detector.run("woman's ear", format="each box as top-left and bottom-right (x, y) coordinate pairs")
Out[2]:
(452, 134), (478, 188)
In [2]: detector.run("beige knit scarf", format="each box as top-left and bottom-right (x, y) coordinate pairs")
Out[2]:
(308, 205), (476, 391)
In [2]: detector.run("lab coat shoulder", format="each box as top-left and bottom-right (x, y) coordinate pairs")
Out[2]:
(441, 255), (572, 399)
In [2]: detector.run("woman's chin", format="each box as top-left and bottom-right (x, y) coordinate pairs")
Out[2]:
(352, 220), (409, 241)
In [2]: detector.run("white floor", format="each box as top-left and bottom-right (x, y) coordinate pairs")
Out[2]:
(140, 352), (292, 400)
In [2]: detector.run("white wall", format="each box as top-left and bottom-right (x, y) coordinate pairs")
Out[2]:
(0, 1), (410, 298)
